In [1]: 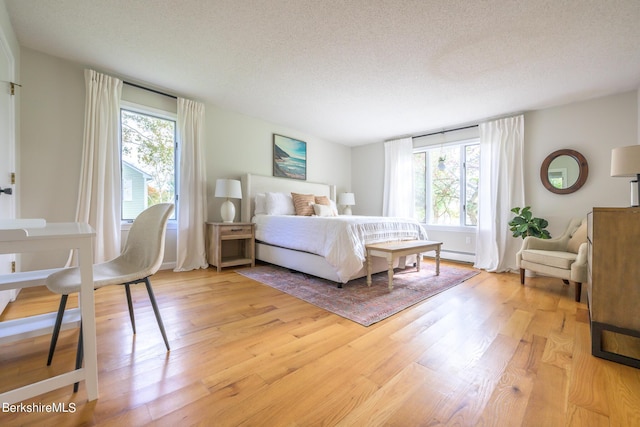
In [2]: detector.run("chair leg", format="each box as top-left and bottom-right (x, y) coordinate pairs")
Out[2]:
(125, 283), (136, 334)
(520, 268), (525, 285)
(144, 277), (170, 351)
(47, 294), (69, 366)
(73, 322), (83, 393)
(573, 281), (582, 302)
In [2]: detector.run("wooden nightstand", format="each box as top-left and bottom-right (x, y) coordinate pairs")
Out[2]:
(206, 222), (255, 272)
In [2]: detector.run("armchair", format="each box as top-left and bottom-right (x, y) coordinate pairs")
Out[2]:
(516, 217), (587, 302)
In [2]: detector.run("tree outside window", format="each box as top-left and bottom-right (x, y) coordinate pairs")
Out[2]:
(413, 140), (479, 227)
(121, 109), (176, 220)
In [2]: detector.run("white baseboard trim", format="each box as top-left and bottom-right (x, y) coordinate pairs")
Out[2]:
(425, 250), (475, 264)
(160, 262), (176, 271)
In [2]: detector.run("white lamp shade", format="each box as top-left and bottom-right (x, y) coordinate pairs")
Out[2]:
(214, 179), (242, 199)
(611, 145), (640, 177)
(338, 192), (355, 206)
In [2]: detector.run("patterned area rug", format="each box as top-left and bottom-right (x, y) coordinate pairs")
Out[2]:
(237, 262), (479, 326)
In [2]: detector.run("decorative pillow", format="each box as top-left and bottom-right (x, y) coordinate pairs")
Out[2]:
(315, 195), (331, 206)
(312, 203), (335, 217)
(291, 192), (315, 216)
(254, 193), (267, 215)
(567, 220), (587, 253)
(265, 192), (295, 215)
(329, 200), (339, 216)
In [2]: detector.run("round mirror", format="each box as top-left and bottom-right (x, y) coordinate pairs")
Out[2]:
(540, 149), (588, 194)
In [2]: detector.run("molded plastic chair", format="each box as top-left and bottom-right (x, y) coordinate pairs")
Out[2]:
(45, 203), (174, 380)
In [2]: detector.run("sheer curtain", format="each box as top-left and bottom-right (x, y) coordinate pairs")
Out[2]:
(383, 137), (414, 217)
(174, 98), (208, 271)
(474, 115), (525, 272)
(74, 69), (122, 263)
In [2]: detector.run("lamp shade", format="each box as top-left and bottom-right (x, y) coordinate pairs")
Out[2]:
(214, 179), (242, 199)
(338, 192), (355, 206)
(611, 145), (640, 177)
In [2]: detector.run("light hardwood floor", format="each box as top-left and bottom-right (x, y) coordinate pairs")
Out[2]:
(1, 261), (639, 426)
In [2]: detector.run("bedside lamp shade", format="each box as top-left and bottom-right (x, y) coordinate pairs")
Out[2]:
(215, 179), (242, 222)
(338, 192), (355, 215)
(611, 145), (640, 207)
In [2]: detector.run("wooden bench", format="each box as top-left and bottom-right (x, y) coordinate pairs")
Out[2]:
(365, 240), (443, 290)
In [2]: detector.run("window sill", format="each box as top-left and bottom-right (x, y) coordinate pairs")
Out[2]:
(121, 219), (177, 231)
(422, 224), (476, 233)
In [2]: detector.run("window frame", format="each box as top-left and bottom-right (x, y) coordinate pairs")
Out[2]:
(119, 100), (178, 227)
(413, 137), (479, 231)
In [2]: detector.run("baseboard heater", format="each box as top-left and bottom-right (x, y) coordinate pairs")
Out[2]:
(424, 250), (474, 264)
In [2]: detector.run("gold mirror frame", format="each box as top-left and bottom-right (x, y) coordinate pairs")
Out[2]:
(540, 149), (589, 194)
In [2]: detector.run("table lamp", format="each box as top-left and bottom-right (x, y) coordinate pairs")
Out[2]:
(338, 192), (355, 215)
(611, 145), (640, 207)
(214, 179), (242, 222)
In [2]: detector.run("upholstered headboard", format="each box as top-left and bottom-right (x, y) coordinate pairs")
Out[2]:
(241, 173), (336, 223)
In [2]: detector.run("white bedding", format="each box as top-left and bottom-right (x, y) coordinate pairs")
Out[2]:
(253, 214), (428, 282)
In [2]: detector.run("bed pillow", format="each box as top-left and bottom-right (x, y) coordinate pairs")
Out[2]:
(254, 193), (267, 215)
(265, 192), (295, 215)
(312, 203), (335, 217)
(315, 195), (331, 206)
(291, 192), (316, 216)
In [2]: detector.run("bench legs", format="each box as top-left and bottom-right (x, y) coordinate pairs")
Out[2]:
(366, 249), (441, 290)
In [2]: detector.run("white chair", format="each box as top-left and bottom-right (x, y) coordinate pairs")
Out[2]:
(516, 217), (587, 302)
(45, 203), (174, 380)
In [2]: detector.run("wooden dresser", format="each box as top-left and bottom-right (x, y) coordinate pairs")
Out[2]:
(587, 207), (640, 368)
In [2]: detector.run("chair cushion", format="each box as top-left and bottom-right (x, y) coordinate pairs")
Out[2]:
(521, 249), (577, 270)
(567, 220), (587, 253)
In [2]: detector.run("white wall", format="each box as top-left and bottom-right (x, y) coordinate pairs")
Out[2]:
(524, 91), (637, 236)
(352, 90), (639, 257)
(18, 48), (351, 270)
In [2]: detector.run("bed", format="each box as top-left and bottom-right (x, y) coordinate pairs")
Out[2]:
(240, 173), (428, 285)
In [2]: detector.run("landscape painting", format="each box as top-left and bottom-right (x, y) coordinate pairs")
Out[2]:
(273, 134), (307, 180)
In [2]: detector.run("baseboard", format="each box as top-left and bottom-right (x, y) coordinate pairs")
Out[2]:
(424, 250), (475, 264)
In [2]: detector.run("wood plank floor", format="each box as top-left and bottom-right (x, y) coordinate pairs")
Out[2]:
(1, 261), (639, 426)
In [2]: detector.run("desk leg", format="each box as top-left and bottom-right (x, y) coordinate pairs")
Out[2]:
(435, 245), (441, 276)
(78, 241), (98, 401)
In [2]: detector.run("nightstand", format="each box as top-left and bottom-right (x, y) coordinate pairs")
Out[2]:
(206, 222), (255, 272)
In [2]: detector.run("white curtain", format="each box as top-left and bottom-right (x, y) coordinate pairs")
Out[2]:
(174, 98), (208, 271)
(74, 69), (122, 263)
(474, 115), (525, 272)
(383, 137), (414, 217)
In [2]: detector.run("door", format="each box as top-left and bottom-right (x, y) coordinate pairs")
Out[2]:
(0, 30), (17, 313)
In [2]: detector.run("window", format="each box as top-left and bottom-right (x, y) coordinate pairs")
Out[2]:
(413, 139), (479, 227)
(120, 106), (176, 221)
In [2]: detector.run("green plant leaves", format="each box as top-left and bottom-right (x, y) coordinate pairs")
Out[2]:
(508, 206), (551, 239)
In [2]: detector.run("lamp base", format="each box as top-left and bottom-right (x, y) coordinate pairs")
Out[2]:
(343, 206), (352, 216)
(221, 199), (235, 223)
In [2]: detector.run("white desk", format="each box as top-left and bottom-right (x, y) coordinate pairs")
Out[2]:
(0, 223), (98, 403)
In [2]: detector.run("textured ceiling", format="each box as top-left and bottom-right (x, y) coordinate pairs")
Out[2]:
(5, 0), (640, 146)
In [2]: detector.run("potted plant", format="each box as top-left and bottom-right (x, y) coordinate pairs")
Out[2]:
(508, 206), (551, 239)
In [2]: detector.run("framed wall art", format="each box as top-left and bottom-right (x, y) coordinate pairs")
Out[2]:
(273, 134), (306, 180)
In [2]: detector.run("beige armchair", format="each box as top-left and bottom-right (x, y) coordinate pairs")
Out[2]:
(516, 217), (587, 302)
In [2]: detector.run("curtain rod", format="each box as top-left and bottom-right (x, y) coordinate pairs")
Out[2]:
(413, 124), (478, 139)
(123, 81), (177, 100)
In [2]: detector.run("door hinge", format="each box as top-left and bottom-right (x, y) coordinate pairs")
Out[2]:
(11, 172), (15, 185)
(11, 261), (15, 273)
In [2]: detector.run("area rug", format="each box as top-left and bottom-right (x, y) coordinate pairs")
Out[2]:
(236, 263), (479, 326)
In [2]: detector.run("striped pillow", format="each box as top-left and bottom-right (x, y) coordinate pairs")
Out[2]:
(291, 193), (315, 216)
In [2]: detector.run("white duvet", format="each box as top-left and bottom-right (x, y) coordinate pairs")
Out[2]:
(253, 214), (428, 282)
